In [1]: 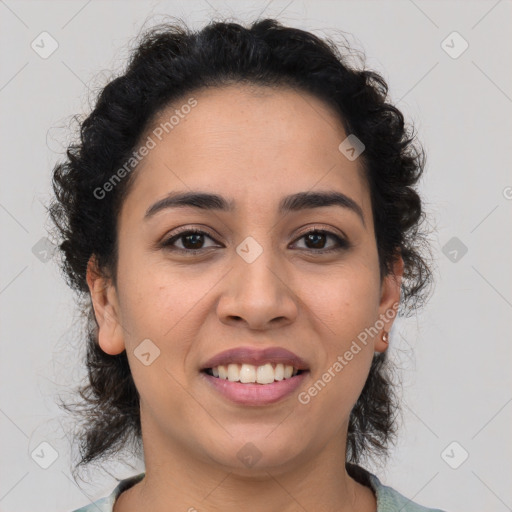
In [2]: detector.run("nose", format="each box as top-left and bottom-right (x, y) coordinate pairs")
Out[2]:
(216, 242), (298, 331)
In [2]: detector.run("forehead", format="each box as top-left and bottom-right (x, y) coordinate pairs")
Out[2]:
(123, 84), (370, 219)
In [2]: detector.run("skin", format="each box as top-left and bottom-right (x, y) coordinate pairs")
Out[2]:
(87, 84), (403, 512)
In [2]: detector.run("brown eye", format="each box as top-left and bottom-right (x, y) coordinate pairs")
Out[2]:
(161, 229), (220, 254)
(179, 232), (206, 250)
(161, 227), (350, 256)
(292, 229), (350, 253)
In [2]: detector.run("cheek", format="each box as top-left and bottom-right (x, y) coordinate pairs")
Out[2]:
(303, 261), (381, 338)
(115, 252), (223, 375)
(299, 284), (376, 433)
(115, 243), (190, 336)
(117, 265), (199, 421)
(298, 261), (380, 401)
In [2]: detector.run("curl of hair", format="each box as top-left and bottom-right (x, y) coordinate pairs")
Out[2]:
(49, 17), (433, 472)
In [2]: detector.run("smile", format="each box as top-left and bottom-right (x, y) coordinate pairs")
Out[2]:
(201, 366), (309, 406)
(204, 362), (303, 384)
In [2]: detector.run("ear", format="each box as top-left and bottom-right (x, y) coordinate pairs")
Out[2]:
(374, 254), (404, 353)
(86, 256), (125, 355)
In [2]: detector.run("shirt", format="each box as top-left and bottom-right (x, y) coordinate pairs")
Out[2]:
(69, 464), (447, 512)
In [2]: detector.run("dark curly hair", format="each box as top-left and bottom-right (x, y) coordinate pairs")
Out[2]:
(48, 16), (433, 475)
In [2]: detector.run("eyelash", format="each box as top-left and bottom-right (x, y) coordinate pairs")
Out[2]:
(160, 227), (350, 255)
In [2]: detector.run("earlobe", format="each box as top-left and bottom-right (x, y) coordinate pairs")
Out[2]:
(375, 254), (404, 353)
(86, 256), (125, 356)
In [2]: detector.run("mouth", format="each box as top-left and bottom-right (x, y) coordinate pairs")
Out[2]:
(199, 346), (310, 406)
(202, 363), (306, 384)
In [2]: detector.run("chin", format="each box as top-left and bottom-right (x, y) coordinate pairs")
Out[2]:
(199, 433), (307, 474)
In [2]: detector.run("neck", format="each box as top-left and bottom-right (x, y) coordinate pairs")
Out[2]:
(114, 419), (376, 512)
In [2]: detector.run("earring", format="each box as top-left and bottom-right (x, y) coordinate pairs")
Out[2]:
(382, 331), (389, 344)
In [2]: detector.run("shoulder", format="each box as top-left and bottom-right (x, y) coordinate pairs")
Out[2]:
(347, 463), (448, 512)
(370, 475), (447, 512)
(68, 473), (145, 512)
(69, 468), (447, 512)
(70, 495), (113, 512)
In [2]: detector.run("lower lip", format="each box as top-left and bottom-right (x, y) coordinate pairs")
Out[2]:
(201, 371), (309, 406)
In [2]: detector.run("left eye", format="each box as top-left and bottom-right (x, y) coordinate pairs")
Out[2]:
(291, 229), (349, 252)
(161, 228), (349, 254)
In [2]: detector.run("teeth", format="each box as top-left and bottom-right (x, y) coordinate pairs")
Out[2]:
(209, 363), (300, 384)
(227, 363), (239, 382)
(274, 363), (284, 381)
(218, 365), (228, 380)
(256, 363), (274, 384)
(240, 363), (256, 383)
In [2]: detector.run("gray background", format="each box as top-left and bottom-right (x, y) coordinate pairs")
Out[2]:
(1, 1), (511, 511)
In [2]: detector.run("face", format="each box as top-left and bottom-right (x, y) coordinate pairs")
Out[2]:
(87, 84), (402, 476)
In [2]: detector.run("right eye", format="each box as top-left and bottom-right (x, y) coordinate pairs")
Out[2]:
(161, 229), (222, 254)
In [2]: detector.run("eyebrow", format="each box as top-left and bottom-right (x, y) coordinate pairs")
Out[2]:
(144, 190), (365, 226)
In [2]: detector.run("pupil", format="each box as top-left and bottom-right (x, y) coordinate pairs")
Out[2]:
(307, 232), (325, 249)
(182, 232), (326, 250)
(184, 233), (203, 249)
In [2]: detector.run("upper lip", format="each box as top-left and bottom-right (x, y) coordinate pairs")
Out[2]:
(201, 346), (309, 371)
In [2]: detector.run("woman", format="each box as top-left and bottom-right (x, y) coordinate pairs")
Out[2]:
(49, 16), (444, 512)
